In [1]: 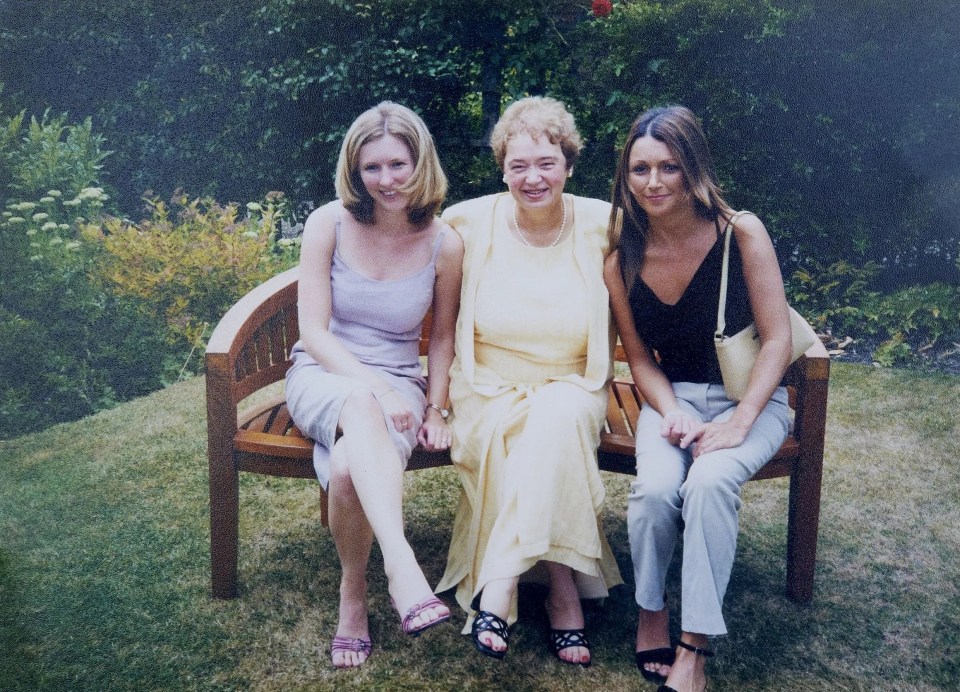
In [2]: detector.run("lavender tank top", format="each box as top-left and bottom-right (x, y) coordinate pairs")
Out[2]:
(326, 218), (446, 380)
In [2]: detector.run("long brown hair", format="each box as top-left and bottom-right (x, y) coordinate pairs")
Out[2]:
(607, 105), (734, 289)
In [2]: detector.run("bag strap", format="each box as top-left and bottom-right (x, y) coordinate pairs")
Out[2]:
(715, 210), (752, 340)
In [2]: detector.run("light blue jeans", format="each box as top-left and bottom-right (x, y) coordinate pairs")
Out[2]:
(628, 382), (790, 636)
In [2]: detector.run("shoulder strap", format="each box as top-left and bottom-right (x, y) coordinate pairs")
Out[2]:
(715, 211), (752, 339)
(430, 225), (447, 263)
(333, 214), (343, 249)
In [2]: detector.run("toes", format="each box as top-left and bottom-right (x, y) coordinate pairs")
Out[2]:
(481, 631), (506, 652)
(559, 645), (589, 664)
(410, 602), (450, 629)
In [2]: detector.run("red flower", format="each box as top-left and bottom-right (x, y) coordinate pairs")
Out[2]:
(591, 0), (612, 17)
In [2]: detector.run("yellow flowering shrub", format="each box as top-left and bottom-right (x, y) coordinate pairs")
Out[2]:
(94, 191), (299, 355)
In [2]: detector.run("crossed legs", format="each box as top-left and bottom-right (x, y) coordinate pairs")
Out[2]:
(327, 390), (449, 667)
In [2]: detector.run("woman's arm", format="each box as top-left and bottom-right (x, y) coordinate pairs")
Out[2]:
(689, 213), (792, 456)
(418, 224), (464, 450)
(726, 213), (792, 425)
(604, 251), (698, 447)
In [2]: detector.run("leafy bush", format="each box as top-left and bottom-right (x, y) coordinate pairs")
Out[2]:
(93, 191), (299, 373)
(865, 282), (960, 351)
(787, 260), (882, 335)
(789, 261), (960, 367)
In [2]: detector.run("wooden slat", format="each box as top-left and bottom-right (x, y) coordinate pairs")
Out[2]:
(615, 379), (642, 435)
(235, 429), (313, 458)
(268, 312), (286, 366)
(605, 384), (631, 436)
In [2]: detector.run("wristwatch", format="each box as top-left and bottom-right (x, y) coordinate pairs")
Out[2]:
(426, 403), (450, 420)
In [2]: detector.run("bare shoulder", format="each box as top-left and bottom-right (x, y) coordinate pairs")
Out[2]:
(729, 210), (769, 240)
(305, 200), (341, 226)
(604, 248), (621, 275)
(304, 201), (342, 238)
(433, 218), (464, 264)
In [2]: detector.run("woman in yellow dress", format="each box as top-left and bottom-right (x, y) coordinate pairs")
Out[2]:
(436, 96), (622, 666)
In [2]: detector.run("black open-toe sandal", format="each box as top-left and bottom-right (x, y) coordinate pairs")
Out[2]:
(471, 610), (510, 660)
(636, 645), (675, 683)
(548, 628), (592, 668)
(657, 640), (714, 692)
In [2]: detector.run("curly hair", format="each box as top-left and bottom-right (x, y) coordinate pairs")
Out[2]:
(490, 96), (583, 171)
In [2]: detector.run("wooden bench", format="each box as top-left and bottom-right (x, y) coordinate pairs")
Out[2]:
(206, 266), (830, 603)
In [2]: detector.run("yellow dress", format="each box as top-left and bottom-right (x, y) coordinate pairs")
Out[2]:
(436, 193), (623, 630)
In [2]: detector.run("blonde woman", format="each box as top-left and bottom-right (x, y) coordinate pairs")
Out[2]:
(286, 102), (463, 668)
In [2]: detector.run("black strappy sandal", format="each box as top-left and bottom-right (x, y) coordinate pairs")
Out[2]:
(636, 645), (675, 683)
(658, 640), (715, 692)
(548, 628), (591, 668)
(471, 610), (510, 660)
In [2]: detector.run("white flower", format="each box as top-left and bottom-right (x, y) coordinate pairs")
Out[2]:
(63, 199), (82, 207)
(42, 221), (58, 231)
(241, 230), (259, 239)
(47, 189), (62, 197)
(49, 237), (63, 245)
(58, 224), (70, 230)
(32, 212), (49, 222)
(65, 241), (81, 250)
(19, 202), (36, 211)
(40, 196), (55, 204)
(8, 216), (25, 224)
(246, 202), (262, 212)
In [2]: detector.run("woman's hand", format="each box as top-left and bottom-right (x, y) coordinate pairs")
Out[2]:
(682, 420), (749, 458)
(376, 389), (418, 435)
(660, 409), (699, 447)
(418, 410), (453, 451)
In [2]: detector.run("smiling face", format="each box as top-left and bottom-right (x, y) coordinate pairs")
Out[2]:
(502, 132), (569, 213)
(357, 133), (414, 213)
(627, 135), (689, 219)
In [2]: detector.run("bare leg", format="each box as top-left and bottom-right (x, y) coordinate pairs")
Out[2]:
(662, 632), (710, 692)
(636, 605), (673, 678)
(544, 562), (589, 665)
(327, 441), (373, 668)
(337, 390), (449, 630)
(476, 576), (518, 654)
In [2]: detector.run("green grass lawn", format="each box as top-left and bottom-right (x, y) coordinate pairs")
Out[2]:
(1, 363), (958, 691)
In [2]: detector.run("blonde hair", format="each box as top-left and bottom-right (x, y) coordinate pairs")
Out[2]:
(490, 96), (583, 171)
(335, 102), (447, 226)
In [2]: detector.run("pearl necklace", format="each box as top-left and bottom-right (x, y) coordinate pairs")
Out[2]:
(513, 198), (567, 248)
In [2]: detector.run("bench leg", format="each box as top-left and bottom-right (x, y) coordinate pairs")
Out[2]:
(785, 461), (822, 604)
(210, 453), (240, 599)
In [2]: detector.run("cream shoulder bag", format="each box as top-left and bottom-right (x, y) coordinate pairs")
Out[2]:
(714, 212), (817, 401)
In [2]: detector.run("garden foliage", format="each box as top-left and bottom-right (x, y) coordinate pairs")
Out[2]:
(0, 1), (958, 435)
(0, 105), (297, 438)
(2, 0), (956, 289)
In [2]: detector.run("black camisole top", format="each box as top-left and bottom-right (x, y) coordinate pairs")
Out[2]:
(627, 224), (753, 385)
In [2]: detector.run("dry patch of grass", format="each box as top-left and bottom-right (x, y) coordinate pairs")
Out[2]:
(1, 364), (958, 690)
